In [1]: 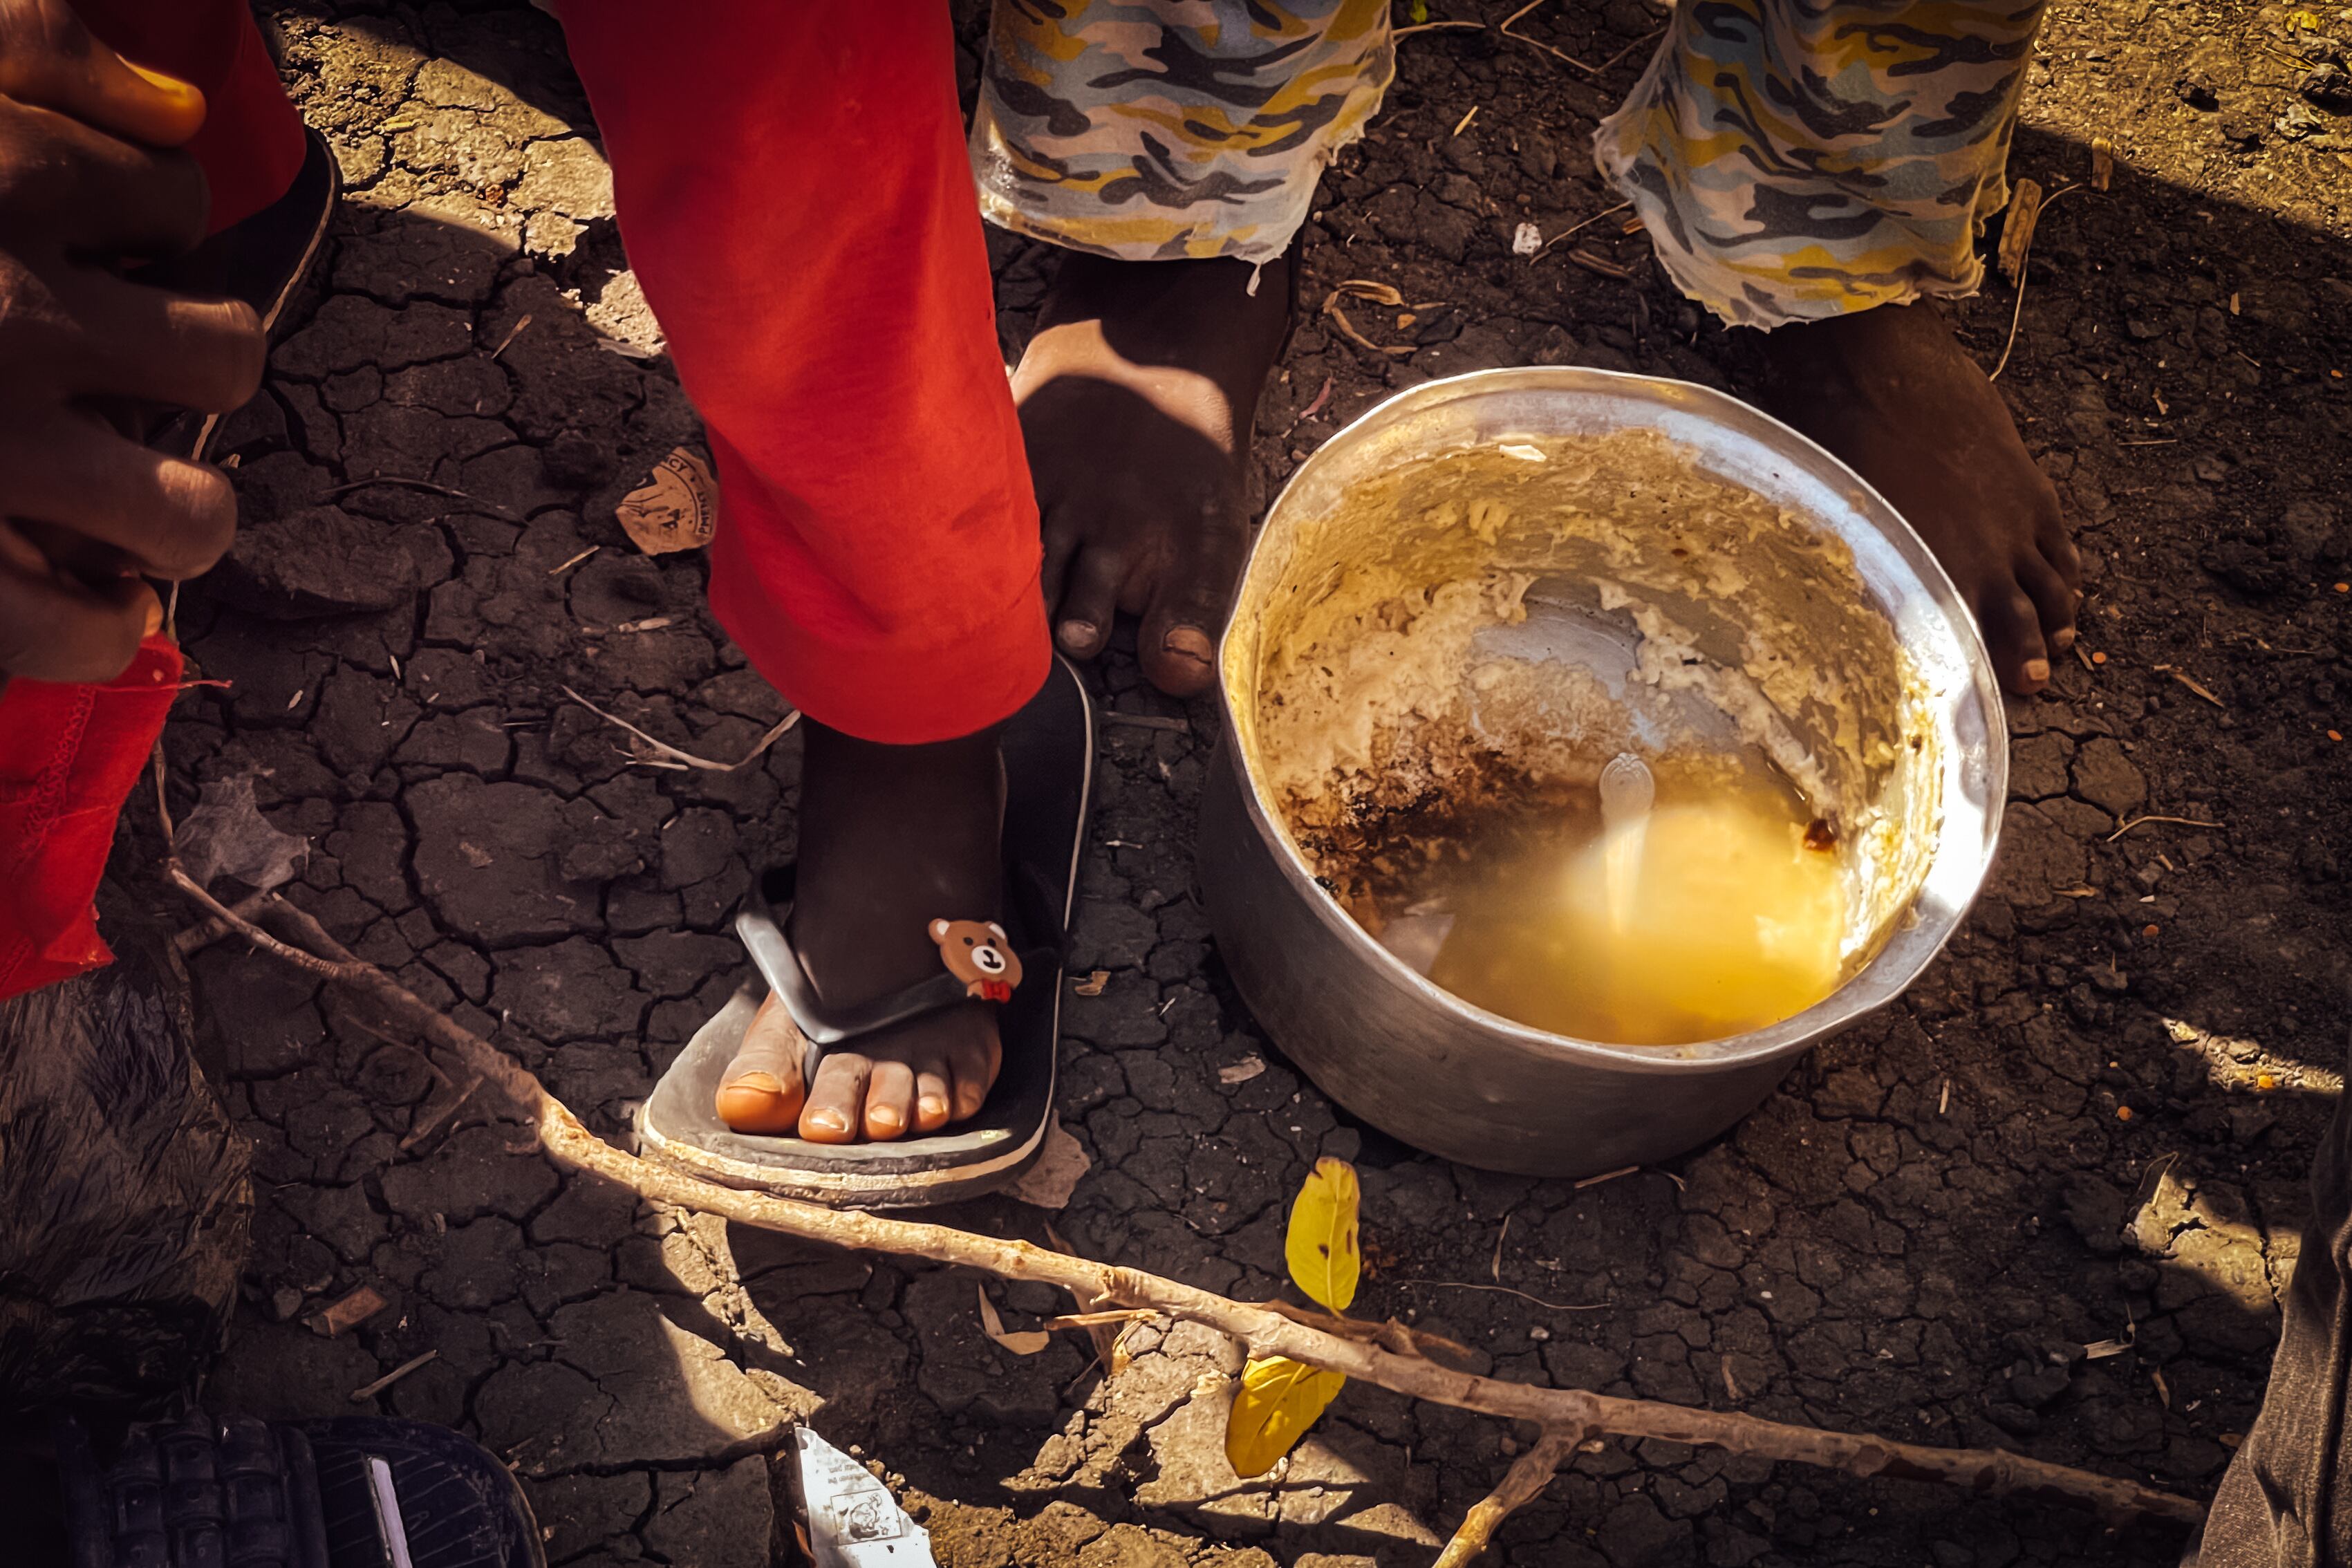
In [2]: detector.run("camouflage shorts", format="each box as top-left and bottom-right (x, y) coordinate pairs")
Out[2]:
(969, 0), (1394, 265)
(973, 0), (2044, 328)
(1594, 0), (2049, 326)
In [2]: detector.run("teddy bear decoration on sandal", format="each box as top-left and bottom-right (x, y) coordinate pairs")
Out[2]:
(930, 918), (1024, 1002)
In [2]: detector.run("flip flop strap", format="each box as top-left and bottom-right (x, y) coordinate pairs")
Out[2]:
(737, 866), (1052, 1049)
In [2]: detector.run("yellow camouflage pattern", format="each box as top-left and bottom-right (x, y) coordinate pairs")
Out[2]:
(972, 0), (2042, 327)
(1595, 0), (2048, 326)
(970, 0), (1394, 263)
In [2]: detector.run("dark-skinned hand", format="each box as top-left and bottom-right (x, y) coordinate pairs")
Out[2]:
(0, 0), (264, 691)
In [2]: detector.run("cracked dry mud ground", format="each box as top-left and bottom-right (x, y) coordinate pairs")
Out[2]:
(131, 1), (2351, 1565)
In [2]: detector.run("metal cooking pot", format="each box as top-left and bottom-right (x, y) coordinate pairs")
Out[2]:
(1197, 368), (2005, 1177)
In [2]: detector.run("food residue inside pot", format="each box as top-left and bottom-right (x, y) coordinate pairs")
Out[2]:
(1237, 429), (1936, 1047)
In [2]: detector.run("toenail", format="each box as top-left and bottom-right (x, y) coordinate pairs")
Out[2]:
(810, 1110), (848, 1133)
(920, 1096), (947, 1119)
(2051, 626), (2076, 649)
(2024, 658), (2050, 684)
(1058, 619), (1100, 650)
(870, 1106), (901, 1130)
(1162, 626), (1214, 664)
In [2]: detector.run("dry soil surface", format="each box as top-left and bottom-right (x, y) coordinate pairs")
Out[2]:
(142, 1), (2352, 1565)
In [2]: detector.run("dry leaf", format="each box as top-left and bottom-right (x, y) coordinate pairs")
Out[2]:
(1045, 1223), (1132, 1375)
(1226, 1356), (1346, 1477)
(1285, 1156), (1361, 1312)
(616, 448), (718, 555)
(1005, 1118), (1091, 1209)
(976, 1283), (1052, 1356)
(310, 1285), (388, 1337)
(2091, 137), (2115, 192)
(1998, 178), (2044, 285)
(174, 775), (310, 893)
(1333, 279), (1406, 306)
(1072, 969), (1110, 997)
(1217, 1055), (1267, 1085)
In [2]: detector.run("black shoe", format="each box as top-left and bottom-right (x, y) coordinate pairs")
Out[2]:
(50, 1408), (547, 1568)
(147, 124), (341, 463)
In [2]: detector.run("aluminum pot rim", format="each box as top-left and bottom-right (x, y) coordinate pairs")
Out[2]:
(1215, 365), (2006, 1075)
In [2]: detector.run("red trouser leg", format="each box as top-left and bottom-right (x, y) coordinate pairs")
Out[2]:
(0, 1), (303, 999)
(557, 2), (1050, 745)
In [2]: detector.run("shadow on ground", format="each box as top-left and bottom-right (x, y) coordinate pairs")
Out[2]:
(131, 1), (2352, 1565)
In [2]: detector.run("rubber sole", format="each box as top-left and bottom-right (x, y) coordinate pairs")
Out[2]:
(637, 657), (1096, 1209)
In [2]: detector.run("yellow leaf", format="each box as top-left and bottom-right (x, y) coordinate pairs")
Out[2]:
(1225, 1356), (1345, 1477)
(1285, 1156), (1362, 1312)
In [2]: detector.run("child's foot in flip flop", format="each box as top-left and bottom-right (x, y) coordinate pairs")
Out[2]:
(713, 720), (1005, 1142)
(1013, 250), (1291, 698)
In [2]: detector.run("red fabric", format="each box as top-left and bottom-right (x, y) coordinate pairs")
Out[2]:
(559, 1), (1050, 743)
(75, 0), (308, 234)
(0, 638), (184, 1000)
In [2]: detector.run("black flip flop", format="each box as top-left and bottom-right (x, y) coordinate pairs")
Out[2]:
(637, 656), (1095, 1208)
(51, 1408), (543, 1568)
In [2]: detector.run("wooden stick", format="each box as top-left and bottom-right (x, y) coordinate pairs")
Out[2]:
(1433, 1426), (1585, 1567)
(167, 872), (2208, 1530)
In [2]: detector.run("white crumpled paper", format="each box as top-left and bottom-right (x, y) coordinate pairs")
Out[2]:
(796, 1426), (936, 1568)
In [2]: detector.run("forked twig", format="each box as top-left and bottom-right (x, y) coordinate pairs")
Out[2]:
(159, 862), (2209, 1535)
(1433, 1426), (1587, 1567)
(1988, 182), (2082, 382)
(1500, 1), (1661, 75)
(559, 685), (799, 772)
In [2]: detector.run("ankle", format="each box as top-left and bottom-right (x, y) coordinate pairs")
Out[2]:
(792, 719), (1007, 991)
(1036, 250), (1293, 368)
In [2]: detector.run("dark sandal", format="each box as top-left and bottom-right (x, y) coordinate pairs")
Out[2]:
(51, 1407), (543, 1568)
(637, 656), (1096, 1209)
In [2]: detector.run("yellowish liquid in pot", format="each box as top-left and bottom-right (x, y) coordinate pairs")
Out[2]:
(1425, 763), (1845, 1046)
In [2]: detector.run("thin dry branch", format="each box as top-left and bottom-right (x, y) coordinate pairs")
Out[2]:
(1433, 1426), (1586, 1567)
(1500, 1), (1659, 75)
(559, 686), (799, 771)
(317, 476), (526, 523)
(2108, 814), (2225, 843)
(1535, 200), (1633, 259)
(169, 876), (2208, 1532)
(1988, 182), (2082, 382)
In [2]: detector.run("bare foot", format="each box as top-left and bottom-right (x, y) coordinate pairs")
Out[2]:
(1011, 250), (1291, 698)
(1756, 301), (2082, 696)
(713, 721), (1003, 1143)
